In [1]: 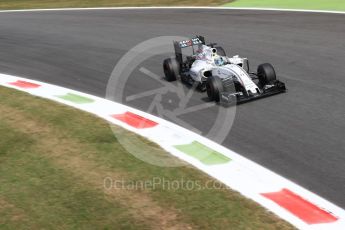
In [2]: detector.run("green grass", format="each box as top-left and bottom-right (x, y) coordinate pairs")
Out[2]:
(224, 0), (345, 11)
(0, 86), (295, 229)
(1, 0), (342, 11)
(0, 0), (230, 10)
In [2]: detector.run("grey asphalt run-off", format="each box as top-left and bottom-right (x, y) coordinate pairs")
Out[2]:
(0, 8), (344, 208)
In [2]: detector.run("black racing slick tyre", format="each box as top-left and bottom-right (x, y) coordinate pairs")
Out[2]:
(257, 63), (276, 85)
(206, 75), (224, 102)
(163, 58), (180, 82)
(215, 46), (226, 57)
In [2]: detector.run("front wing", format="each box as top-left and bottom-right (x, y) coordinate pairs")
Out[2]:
(220, 80), (286, 105)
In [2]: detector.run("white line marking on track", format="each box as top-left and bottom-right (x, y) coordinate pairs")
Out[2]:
(0, 6), (344, 15)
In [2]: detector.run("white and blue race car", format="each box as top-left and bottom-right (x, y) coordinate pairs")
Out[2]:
(163, 35), (286, 104)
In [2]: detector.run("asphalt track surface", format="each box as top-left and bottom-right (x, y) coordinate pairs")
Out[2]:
(0, 9), (344, 208)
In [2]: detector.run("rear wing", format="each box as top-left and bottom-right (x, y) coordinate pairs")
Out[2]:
(173, 35), (206, 65)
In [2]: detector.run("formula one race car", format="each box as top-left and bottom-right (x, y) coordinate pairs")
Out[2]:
(163, 35), (286, 104)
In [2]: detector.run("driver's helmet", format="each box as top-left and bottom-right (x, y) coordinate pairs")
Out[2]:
(214, 56), (225, 66)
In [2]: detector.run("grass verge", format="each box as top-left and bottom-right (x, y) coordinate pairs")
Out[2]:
(0, 0), (230, 10)
(0, 86), (295, 229)
(224, 0), (345, 11)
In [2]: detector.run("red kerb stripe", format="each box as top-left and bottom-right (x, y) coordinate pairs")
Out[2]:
(9, 80), (41, 89)
(261, 188), (338, 224)
(111, 112), (158, 129)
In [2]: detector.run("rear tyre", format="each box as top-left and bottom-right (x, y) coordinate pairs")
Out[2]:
(215, 46), (226, 56)
(206, 75), (224, 102)
(163, 58), (180, 82)
(257, 63), (276, 85)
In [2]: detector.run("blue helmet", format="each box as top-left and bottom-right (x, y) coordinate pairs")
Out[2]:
(215, 57), (224, 66)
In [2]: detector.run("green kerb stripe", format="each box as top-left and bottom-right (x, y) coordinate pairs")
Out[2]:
(174, 141), (231, 165)
(57, 93), (94, 104)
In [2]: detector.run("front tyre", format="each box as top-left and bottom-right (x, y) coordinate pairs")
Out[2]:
(206, 75), (224, 102)
(257, 63), (276, 85)
(163, 58), (180, 82)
